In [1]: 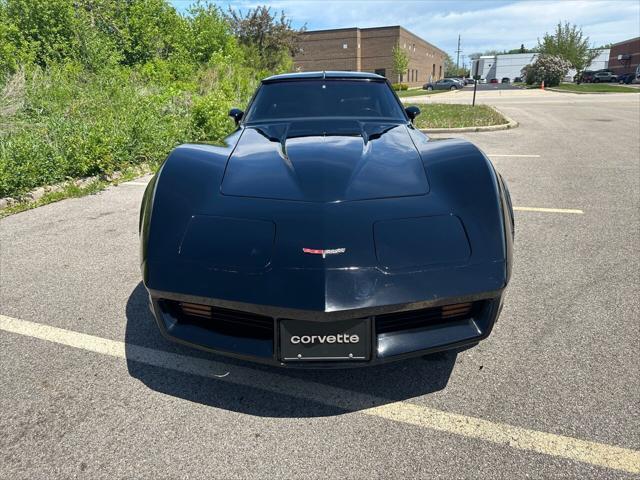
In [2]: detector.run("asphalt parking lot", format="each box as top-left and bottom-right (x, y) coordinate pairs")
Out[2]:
(1, 92), (639, 479)
(463, 82), (523, 91)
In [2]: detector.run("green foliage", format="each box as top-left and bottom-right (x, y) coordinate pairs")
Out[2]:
(391, 83), (409, 91)
(551, 83), (638, 93)
(3, 0), (77, 67)
(0, 63), (192, 196)
(188, 3), (239, 64)
(538, 22), (598, 73)
(506, 44), (537, 54)
(413, 104), (506, 129)
(0, 1), (295, 199)
(469, 46), (538, 59)
(392, 45), (409, 81)
(444, 54), (469, 78)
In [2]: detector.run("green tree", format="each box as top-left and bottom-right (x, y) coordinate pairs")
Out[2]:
(0, 2), (28, 76)
(227, 6), (304, 72)
(187, 3), (238, 65)
(3, 0), (78, 67)
(391, 44), (409, 82)
(507, 44), (537, 54)
(114, 0), (187, 66)
(538, 22), (598, 75)
(444, 53), (468, 77)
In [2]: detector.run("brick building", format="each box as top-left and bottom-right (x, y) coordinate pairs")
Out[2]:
(293, 26), (446, 87)
(608, 37), (640, 76)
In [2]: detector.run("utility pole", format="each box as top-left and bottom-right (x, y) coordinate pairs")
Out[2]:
(472, 56), (478, 107)
(455, 34), (461, 69)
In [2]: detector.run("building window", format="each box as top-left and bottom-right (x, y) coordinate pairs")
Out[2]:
(432, 64), (436, 76)
(343, 43), (348, 49)
(439, 65), (442, 78)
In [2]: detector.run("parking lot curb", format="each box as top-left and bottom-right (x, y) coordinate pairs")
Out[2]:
(546, 87), (640, 95)
(0, 163), (153, 215)
(420, 106), (518, 134)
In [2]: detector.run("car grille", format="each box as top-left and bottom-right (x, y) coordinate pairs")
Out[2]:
(162, 299), (483, 340)
(375, 301), (481, 334)
(165, 301), (274, 340)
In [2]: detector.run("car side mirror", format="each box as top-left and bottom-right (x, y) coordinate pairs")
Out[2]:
(405, 106), (421, 122)
(229, 108), (244, 125)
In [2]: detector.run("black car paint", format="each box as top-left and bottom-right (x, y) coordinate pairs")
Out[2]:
(140, 72), (514, 367)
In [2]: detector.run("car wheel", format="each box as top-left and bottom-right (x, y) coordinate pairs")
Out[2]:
(593, 78), (599, 83)
(427, 86), (433, 91)
(450, 86), (456, 90)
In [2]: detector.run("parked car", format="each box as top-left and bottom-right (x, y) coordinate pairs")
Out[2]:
(489, 78), (498, 84)
(501, 77), (510, 84)
(593, 70), (617, 83)
(513, 76), (522, 83)
(139, 71), (514, 367)
(422, 78), (463, 91)
(577, 70), (595, 83)
(453, 77), (471, 86)
(618, 72), (635, 84)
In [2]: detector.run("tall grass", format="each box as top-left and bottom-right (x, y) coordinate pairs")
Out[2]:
(0, 60), (258, 198)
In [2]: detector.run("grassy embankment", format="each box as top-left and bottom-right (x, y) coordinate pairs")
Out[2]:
(411, 104), (507, 129)
(550, 83), (638, 93)
(395, 88), (449, 98)
(0, 1), (285, 214)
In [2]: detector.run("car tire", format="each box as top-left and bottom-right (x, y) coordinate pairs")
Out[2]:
(450, 86), (456, 91)
(427, 86), (433, 91)
(593, 78), (599, 83)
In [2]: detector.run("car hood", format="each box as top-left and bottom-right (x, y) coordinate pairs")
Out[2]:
(220, 120), (429, 203)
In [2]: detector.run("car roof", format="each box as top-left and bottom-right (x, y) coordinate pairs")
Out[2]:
(262, 71), (386, 83)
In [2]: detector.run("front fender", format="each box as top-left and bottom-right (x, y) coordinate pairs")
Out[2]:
(140, 131), (242, 281)
(408, 129), (512, 284)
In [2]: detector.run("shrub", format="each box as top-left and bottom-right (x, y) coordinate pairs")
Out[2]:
(522, 54), (570, 87)
(0, 64), (197, 197)
(392, 83), (409, 91)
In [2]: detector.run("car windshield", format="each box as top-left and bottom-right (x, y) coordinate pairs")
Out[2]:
(245, 80), (406, 122)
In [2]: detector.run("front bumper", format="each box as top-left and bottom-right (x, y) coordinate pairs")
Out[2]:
(146, 288), (504, 368)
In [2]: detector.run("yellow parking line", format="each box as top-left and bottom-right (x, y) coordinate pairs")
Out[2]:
(0, 314), (637, 474)
(514, 206), (584, 214)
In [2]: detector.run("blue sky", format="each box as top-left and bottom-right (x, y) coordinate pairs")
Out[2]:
(171, 0), (640, 66)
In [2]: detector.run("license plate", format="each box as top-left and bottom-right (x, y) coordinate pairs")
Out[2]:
(279, 318), (371, 362)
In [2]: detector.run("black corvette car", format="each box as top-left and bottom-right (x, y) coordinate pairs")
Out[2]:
(140, 71), (514, 367)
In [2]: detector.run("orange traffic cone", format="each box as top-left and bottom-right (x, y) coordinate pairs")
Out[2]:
(541, 80), (545, 90)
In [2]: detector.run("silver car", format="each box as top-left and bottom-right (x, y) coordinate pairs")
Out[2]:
(423, 78), (462, 91)
(593, 71), (618, 83)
